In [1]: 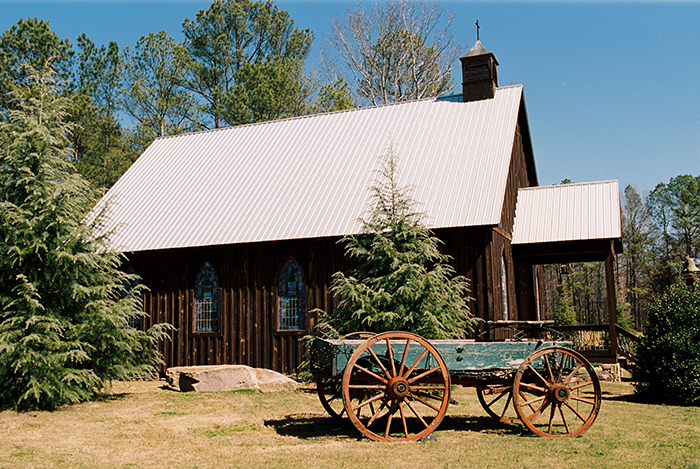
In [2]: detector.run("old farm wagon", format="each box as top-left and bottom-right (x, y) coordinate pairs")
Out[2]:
(310, 330), (601, 441)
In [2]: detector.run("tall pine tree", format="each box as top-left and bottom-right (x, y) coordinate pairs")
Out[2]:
(0, 66), (170, 411)
(321, 143), (477, 339)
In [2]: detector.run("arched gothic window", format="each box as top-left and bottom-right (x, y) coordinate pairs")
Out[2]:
(195, 262), (219, 333)
(278, 257), (306, 331)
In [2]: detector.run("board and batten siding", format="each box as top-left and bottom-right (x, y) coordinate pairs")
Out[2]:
(127, 224), (535, 373)
(128, 237), (350, 374)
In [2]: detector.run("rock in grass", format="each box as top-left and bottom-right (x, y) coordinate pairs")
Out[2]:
(166, 365), (298, 393)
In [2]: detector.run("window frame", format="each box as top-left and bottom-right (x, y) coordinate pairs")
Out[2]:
(276, 256), (306, 333)
(194, 261), (220, 334)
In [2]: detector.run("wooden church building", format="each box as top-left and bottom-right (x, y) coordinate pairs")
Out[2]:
(95, 42), (622, 374)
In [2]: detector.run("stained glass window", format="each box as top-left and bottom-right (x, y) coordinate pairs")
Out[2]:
(278, 257), (305, 330)
(195, 262), (219, 333)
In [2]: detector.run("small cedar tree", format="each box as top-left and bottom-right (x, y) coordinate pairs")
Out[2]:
(320, 143), (477, 339)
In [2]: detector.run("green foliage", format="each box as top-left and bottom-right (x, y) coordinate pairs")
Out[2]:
(122, 31), (203, 148)
(320, 143), (477, 339)
(70, 35), (137, 189)
(646, 175), (700, 289)
(181, 0), (314, 128)
(633, 282), (700, 406)
(0, 67), (171, 411)
(553, 284), (577, 326)
(0, 18), (73, 116)
(312, 79), (356, 114)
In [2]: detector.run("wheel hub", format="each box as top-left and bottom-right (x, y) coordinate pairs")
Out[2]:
(387, 377), (410, 399)
(548, 383), (570, 404)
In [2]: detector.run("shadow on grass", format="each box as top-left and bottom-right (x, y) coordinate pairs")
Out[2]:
(264, 413), (530, 440)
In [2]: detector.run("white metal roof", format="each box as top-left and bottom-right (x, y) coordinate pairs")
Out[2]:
(93, 85), (526, 252)
(511, 180), (622, 245)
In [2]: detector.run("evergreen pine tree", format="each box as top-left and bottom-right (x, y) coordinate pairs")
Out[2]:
(0, 66), (170, 411)
(321, 143), (478, 339)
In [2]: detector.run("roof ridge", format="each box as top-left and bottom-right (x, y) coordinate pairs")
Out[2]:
(154, 86), (525, 142)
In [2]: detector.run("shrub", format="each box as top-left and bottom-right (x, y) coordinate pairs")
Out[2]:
(318, 143), (478, 339)
(0, 67), (171, 411)
(633, 281), (700, 405)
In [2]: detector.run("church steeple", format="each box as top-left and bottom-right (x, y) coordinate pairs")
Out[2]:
(459, 40), (499, 102)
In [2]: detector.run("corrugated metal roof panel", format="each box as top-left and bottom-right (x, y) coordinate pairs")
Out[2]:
(511, 180), (621, 245)
(94, 86), (525, 252)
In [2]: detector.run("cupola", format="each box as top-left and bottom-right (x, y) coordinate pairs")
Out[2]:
(460, 40), (499, 102)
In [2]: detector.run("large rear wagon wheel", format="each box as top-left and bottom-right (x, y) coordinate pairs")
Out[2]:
(512, 347), (601, 437)
(342, 331), (451, 442)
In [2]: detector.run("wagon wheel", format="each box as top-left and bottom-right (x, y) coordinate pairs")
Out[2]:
(476, 384), (519, 424)
(316, 374), (345, 421)
(341, 331), (451, 442)
(512, 347), (601, 437)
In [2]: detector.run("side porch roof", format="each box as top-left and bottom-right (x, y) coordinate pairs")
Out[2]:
(512, 180), (622, 263)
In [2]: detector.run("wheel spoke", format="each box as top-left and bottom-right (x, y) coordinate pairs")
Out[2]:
(556, 352), (565, 381)
(569, 379), (595, 391)
(410, 393), (442, 413)
(366, 398), (390, 427)
(563, 362), (584, 384)
(564, 401), (589, 423)
(403, 348), (429, 378)
(547, 403), (556, 434)
(384, 400), (397, 439)
(353, 363), (387, 384)
(486, 388), (508, 407)
(527, 364), (551, 388)
(569, 395), (597, 406)
(559, 404), (571, 434)
(399, 402), (408, 438)
(500, 392), (513, 419)
(367, 347), (392, 381)
(352, 391), (385, 413)
(545, 355), (555, 383)
(520, 393), (546, 408)
(517, 381), (547, 394)
(385, 338), (397, 377)
(519, 390), (544, 414)
(408, 365), (442, 384)
(399, 338), (411, 377)
(348, 383), (384, 389)
(405, 398), (430, 429)
(411, 385), (446, 392)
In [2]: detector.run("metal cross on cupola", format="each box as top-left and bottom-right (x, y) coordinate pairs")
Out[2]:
(476, 19), (480, 41)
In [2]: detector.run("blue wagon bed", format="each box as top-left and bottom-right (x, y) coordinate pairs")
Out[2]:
(310, 331), (602, 441)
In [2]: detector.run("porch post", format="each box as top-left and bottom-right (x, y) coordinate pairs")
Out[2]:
(605, 240), (618, 358)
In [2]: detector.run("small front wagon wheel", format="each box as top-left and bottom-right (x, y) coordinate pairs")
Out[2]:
(477, 385), (518, 424)
(342, 331), (451, 442)
(512, 347), (601, 437)
(316, 374), (345, 421)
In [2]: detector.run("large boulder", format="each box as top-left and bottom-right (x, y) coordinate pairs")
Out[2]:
(166, 365), (298, 393)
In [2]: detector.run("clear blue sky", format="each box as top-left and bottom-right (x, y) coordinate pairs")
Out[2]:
(1, 1), (699, 194)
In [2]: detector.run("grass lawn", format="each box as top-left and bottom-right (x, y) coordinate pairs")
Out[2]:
(0, 380), (698, 469)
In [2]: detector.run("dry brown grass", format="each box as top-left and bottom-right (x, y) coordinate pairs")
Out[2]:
(0, 380), (698, 469)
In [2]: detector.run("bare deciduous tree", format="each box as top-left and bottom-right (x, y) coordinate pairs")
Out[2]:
(327, 0), (460, 106)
